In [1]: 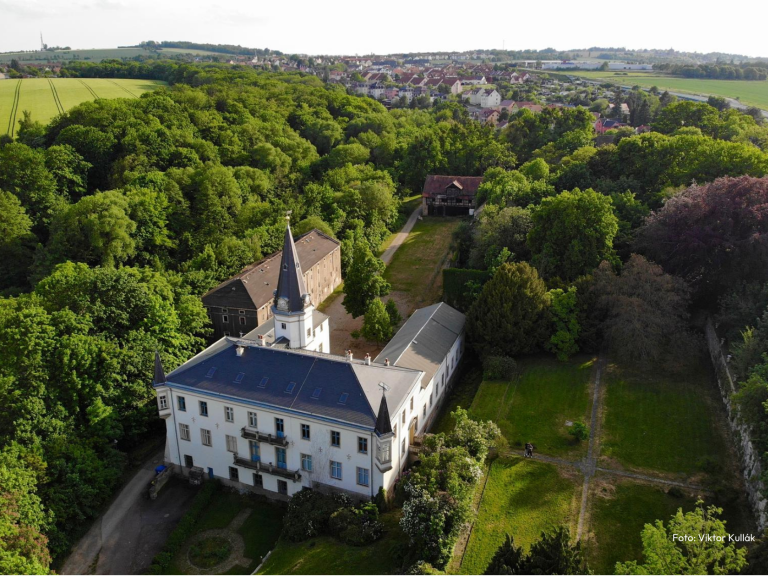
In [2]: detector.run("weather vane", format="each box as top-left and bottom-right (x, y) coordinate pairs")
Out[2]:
(378, 382), (390, 395)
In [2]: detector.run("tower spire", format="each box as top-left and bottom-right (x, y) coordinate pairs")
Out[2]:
(273, 212), (310, 314)
(153, 350), (166, 385)
(375, 383), (393, 436)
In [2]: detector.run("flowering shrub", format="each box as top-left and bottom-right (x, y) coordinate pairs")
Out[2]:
(400, 408), (500, 569)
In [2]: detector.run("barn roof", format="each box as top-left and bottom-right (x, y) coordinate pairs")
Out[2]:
(422, 175), (484, 197)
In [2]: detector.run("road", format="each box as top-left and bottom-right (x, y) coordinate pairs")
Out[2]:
(61, 449), (197, 575)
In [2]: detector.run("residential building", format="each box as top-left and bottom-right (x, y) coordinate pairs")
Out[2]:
(422, 175), (484, 216)
(154, 225), (466, 500)
(202, 229), (341, 340)
(463, 88), (501, 108)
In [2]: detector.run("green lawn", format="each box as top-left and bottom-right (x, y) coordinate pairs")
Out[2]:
(459, 458), (580, 575)
(258, 510), (408, 575)
(169, 490), (285, 575)
(600, 361), (728, 475)
(470, 356), (595, 457)
(384, 217), (460, 306)
(586, 478), (699, 574)
(569, 71), (768, 110)
(1, 78), (166, 135)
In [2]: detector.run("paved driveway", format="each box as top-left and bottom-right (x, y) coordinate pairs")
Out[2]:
(62, 451), (198, 574)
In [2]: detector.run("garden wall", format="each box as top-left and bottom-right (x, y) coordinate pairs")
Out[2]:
(705, 316), (768, 531)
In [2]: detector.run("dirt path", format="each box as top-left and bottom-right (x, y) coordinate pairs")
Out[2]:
(380, 206), (422, 265)
(61, 450), (198, 575)
(325, 206), (440, 357)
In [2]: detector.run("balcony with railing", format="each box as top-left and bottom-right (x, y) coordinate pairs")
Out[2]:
(240, 426), (289, 447)
(233, 454), (301, 482)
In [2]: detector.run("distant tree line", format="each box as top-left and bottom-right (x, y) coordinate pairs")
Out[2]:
(138, 40), (280, 57)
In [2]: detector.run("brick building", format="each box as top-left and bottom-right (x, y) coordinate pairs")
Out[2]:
(202, 229), (341, 340)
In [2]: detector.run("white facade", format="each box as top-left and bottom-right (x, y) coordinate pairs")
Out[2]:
(155, 224), (466, 502)
(157, 382), (387, 498)
(154, 314), (466, 502)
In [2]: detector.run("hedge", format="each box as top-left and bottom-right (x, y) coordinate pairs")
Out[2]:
(147, 479), (220, 574)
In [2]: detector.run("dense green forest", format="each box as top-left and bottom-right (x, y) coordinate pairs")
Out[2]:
(1, 60), (768, 574)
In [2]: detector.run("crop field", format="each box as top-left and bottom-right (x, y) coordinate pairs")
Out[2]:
(568, 71), (768, 110)
(0, 47), (223, 64)
(0, 78), (166, 136)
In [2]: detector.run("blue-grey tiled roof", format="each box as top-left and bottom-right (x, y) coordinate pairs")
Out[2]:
(166, 340), (422, 428)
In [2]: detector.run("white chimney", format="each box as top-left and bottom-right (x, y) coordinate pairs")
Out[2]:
(257, 334), (265, 346)
(385, 358), (390, 366)
(236, 346), (245, 357)
(364, 353), (371, 366)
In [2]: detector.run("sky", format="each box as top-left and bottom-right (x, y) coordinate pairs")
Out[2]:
(2, 0), (767, 58)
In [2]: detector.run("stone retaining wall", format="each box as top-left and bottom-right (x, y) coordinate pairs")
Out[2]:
(705, 316), (767, 531)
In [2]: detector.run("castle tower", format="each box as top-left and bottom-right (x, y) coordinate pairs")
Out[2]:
(272, 217), (317, 349)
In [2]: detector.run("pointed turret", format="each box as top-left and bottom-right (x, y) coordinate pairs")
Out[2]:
(273, 215), (310, 314)
(153, 350), (166, 385)
(375, 391), (393, 436)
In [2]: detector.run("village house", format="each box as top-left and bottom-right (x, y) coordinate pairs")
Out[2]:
(480, 108), (500, 126)
(202, 229), (341, 340)
(422, 175), (484, 217)
(515, 101), (544, 113)
(462, 88), (501, 108)
(154, 222), (466, 500)
(594, 118), (628, 134)
(460, 75), (487, 86)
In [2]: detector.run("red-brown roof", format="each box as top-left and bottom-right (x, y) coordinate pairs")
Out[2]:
(422, 175), (484, 198)
(202, 229), (340, 310)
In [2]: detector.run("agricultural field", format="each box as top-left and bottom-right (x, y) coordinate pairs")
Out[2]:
(0, 77), (166, 136)
(568, 70), (768, 110)
(0, 46), (224, 64)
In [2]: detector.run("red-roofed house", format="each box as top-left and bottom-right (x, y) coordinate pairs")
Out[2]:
(594, 118), (628, 134)
(422, 175), (484, 216)
(515, 102), (543, 113)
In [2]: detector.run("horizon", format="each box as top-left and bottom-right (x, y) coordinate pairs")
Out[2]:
(2, 0), (767, 59)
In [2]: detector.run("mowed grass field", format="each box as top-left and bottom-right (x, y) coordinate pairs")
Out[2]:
(0, 78), (166, 136)
(570, 71), (768, 110)
(384, 217), (461, 307)
(600, 361), (729, 476)
(585, 479), (700, 574)
(458, 458), (581, 575)
(469, 355), (595, 458)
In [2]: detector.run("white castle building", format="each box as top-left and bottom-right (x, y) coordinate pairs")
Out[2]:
(154, 219), (466, 500)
